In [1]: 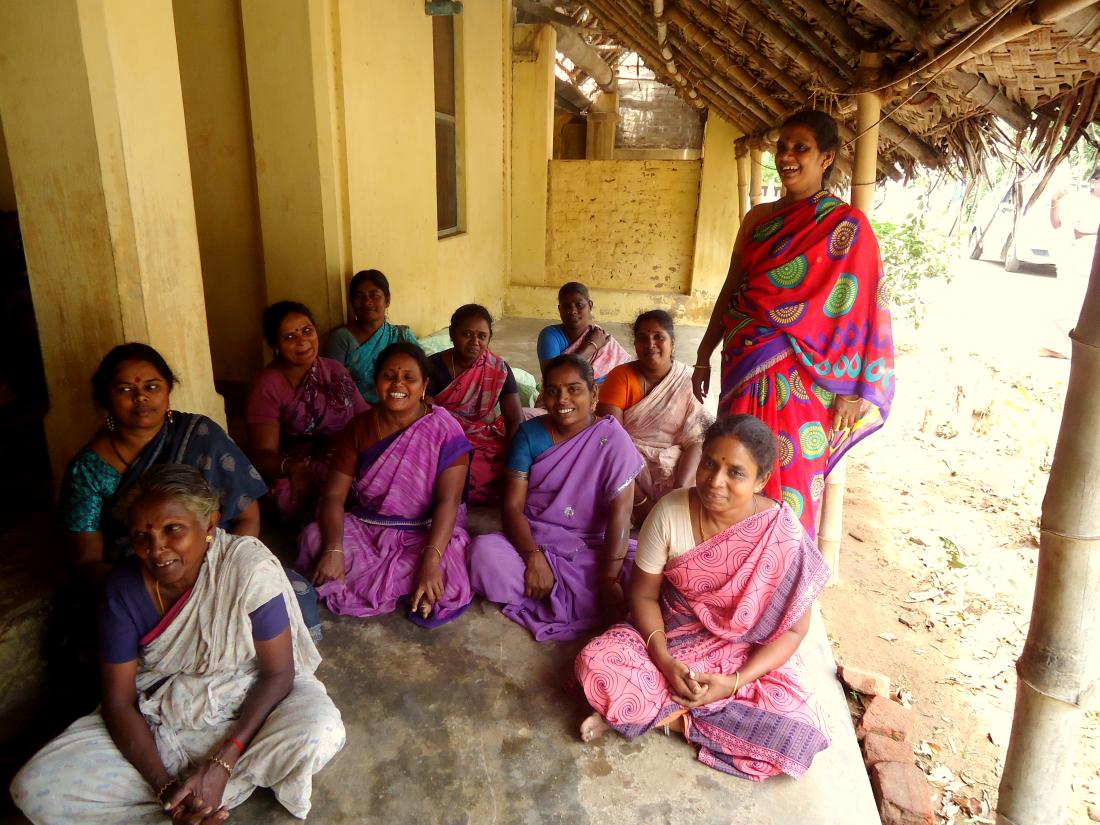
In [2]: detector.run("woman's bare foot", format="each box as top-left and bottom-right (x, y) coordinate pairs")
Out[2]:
(580, 712), (611, 743)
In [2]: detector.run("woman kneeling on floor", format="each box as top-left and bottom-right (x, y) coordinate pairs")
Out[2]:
(469, 354), (642, 641)
(297, 342), (474, 626)
(576, 414), (831, 780)
(11, 465), (345, 824)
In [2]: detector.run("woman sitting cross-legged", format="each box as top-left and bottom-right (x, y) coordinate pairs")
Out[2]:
(427, 304), (523, 504)
(324, 268), (419, 404)
(597, 310), (713, 527)
(469, 354), (643, 641)
(11, 465), (345, 824)
(297, 342), (474, 626)
(576, 414), (831, 781)
(246, 301), (367, 525)
(536, 281), (631, 382)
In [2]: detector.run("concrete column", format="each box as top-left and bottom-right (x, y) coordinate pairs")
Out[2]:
(510, 23), (556, 286)
(749, 148), (764, 206)
(585, 90), (619, 160)
(240, 0), (348, 336)
(0, 0), (223, 481)
(690, 115), (741, 310)
(736, 151), (750, 220)
(819, 53), (882, 582)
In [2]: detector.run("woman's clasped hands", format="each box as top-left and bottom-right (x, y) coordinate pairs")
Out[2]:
(163, 760), (232, 824)
(655, 654), (738, 708)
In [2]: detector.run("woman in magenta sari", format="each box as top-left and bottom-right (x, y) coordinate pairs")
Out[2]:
(536, 282), (631, 382)
(694, 110), (894, 539)
(577, 415), (830, 781)
(246, 301), (368, 524)
(297, 342), (473, 627)
(469, 355), (642, 641)
(427, 304), (522, 505)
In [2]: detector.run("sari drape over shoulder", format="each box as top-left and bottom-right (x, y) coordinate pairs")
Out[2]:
(11, 532), (345, 824)
(577, 503), (830, 780)
(721, 192), (895, 538)
(622, 361), (713, 504)
(296, 405), (474, 627)
(563, 325), (632, 380)
(97, 413), (267, 564)
(345, 321), (417, 403)
(432, 350), (510, 504)
(469, 417), (643, 641)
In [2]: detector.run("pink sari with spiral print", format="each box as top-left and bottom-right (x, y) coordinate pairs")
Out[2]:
(576, 503), (831, 780)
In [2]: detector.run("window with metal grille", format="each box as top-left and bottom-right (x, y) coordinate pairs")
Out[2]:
(433, 15), (461, 237)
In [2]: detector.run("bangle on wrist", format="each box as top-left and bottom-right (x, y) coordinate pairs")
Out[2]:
(423, 545), (443, 560)
(208, 756), (233, 777)
(645, 628), (665, 649)
(633, 494), (649, 508)
(227, 737), (245, 754)
(731, 670), (741, 697)
(279, 455), (292, 475)
(323, 547), (344, 555)
(155, 778), (177, 805)
(692, 363), (710, 369)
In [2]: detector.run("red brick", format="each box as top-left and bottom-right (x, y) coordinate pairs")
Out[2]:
(838, 664), (892, 697)
(871, 762), (934, 825)
(857, 695), (916, 742)
(862, 732), (913, 767)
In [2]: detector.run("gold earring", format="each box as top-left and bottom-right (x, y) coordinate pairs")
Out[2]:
(106, 414), (116, 433)
(166, 409), (175, 424)
(206, 535), (213, 544)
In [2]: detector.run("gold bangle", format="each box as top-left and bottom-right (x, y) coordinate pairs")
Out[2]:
(645, 628), (665, 649)
(423, 545), (443, 560)
(155, 779), (177, 805)
(732, 671), (741, 697)
(208, 756), (232, 776)
(692, 364), (710, 369)
(633, 495), (649, 508)
(323, 548), (344, 555)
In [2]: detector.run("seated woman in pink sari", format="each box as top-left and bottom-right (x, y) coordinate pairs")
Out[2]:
(598, 310), (713, 527)
(427, 304), (522, 505)
(246, 301), (368, 524)
(536, 282), (631, 382)
(577, 414), (831, 781)
(297, 342), (473, 627)
(469, 355), (643, 641)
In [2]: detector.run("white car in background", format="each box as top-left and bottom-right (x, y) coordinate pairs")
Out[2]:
(967, 177), (1058, 272)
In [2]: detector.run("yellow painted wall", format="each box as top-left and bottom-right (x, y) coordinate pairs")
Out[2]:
(0, 116), (15, 213)
(688, 115), (742, 321)
(547, 159), (700, 294)
(339, 0), (509, 335)
(173, 0), (266, 382)
(509, 24), (555, 288)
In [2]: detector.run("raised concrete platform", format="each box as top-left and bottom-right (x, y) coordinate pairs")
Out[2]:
(1, 317), (880, 824)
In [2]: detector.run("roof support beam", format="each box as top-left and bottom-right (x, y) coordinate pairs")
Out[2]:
(551, 23), (617, 92)
(786, 0), (871, 54)
(850, 0), (922, 42)
(944, 69), (1032, 130)
(754, 0), (856, 79)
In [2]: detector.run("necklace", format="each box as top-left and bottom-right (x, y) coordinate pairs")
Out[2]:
(108, 436), (133, 469)
(154, 578), (165, 614)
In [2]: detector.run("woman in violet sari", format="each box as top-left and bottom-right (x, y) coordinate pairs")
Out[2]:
(597, 310), (713, 528)
(536, 282), (631, 382)
(297, 342), (474, 626)
(693, 110), (895, 540)
(427, 304), (522, 505)
(469, 354), (643, 641)
(324, 269), (419, 403)
(13, 466), (344, 824)
(577, 415), (830, 781)
(246, 301), (368, 525)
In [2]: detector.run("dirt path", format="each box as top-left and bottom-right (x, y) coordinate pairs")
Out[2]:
(819, 256), (1098, 823)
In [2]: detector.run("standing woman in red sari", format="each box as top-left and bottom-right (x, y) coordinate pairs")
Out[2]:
(427, 304), (523, 504)
(693, 110), (895, 539)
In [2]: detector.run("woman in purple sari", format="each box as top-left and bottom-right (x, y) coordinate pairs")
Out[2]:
(297, 342), (473, 626)
(469, 355), (643, 641)
(246, 301), (368, 524)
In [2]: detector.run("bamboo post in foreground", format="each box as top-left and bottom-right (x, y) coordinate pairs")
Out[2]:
(749, 148), (763, 206)
(819, 54), (881, 583)
(997, 232), (1100, 824)
(736, 150), (750, 220)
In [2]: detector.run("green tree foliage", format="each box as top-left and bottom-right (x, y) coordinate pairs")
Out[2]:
(872, 214), (956, 327)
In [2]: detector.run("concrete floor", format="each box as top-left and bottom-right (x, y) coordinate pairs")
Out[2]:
(1, 317), (881, 824)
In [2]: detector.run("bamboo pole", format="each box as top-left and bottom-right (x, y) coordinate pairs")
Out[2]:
(819, 55), (882, 583)
(787, 0), (870, 54)
(736, 151), (750, 220)
(749, 148), (764, 206)
(944, 69), (1032, 131)
(755, 0), (855, 79)
(551, 24), (617, 93)
(997, 232), (1100, 824)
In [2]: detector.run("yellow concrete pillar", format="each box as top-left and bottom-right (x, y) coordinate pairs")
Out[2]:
(0, 0), (223, 481)
(586, 90), (619, 161)
(689, 115), (742, 317)
(510, 23), (556, 287)
(240, 0), (348, 336)
(736, 150), (750, 221)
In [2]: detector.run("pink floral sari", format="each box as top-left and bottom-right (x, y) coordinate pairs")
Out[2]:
(576, 503), (831, 779)
(563, 325), (631, 379)
(433, 351), (510, 504)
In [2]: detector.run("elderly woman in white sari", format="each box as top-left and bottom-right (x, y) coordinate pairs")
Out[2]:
(597, 310), (713, 527)
(11, 465), (345, 824)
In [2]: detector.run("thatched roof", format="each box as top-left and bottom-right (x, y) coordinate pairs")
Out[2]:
(523, 0), (1100, 181)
